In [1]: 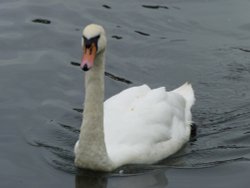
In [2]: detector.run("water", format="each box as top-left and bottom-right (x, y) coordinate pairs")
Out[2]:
(1, 0), (250, 187)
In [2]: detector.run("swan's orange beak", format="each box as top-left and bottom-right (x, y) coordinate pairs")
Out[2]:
(81, 43), (97, 71)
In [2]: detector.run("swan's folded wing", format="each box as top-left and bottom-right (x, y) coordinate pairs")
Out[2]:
(104, 85), (187, 146)
(104, 85), (190, 166)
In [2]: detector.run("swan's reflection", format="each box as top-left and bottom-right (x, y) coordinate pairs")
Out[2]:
(75, 169), (108, 188)
(75, 167), (168, 188)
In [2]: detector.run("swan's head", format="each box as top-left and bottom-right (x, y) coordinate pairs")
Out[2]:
(81, 24), (107, 71)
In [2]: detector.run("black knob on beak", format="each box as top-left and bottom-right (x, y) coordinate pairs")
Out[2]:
(82, 64), (89, 71)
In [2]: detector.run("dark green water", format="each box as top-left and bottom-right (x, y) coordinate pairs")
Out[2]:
(0, 0), (250, 187)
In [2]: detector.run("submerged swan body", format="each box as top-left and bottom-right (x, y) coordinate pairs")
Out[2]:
(74, 24), (195, 171)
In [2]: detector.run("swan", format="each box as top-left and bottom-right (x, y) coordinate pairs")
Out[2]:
(74, 24), (195, 171)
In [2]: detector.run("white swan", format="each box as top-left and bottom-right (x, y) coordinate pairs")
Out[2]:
(74, 24), (195, 171)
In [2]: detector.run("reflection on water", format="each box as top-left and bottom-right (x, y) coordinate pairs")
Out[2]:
(76, 170), (108, 188)
(75, 168), (167, 188)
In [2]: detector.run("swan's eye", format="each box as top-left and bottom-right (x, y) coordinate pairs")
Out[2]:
(92, 35), (100, 43)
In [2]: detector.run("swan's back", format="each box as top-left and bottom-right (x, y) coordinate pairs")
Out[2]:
(104, 83), (195, 167)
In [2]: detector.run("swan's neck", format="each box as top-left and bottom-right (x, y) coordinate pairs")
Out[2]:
(75, 51), (114, 171)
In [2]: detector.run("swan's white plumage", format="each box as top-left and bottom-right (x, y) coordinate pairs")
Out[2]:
(103, 83), (194, 167)
(74, 24), (195, 171)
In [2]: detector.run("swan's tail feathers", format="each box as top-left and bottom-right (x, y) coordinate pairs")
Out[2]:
(173, 82), (195, 110)
(173, 82), (195, 125)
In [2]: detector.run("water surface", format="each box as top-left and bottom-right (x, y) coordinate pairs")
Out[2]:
(0, 0), (250, 187)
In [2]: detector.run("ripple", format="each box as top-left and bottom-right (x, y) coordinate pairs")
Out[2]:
(234, 47), (250, 53)
(142, 5), (169, 10)
(224, 62), (250, 81)
(70, 61), (133, 84)
(32, 18), (51, 24)
(112, 35), (123, 40)
(102, 4), (111, 9)
(105, 72), (133, 84)
(134, 30), (150, 36)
